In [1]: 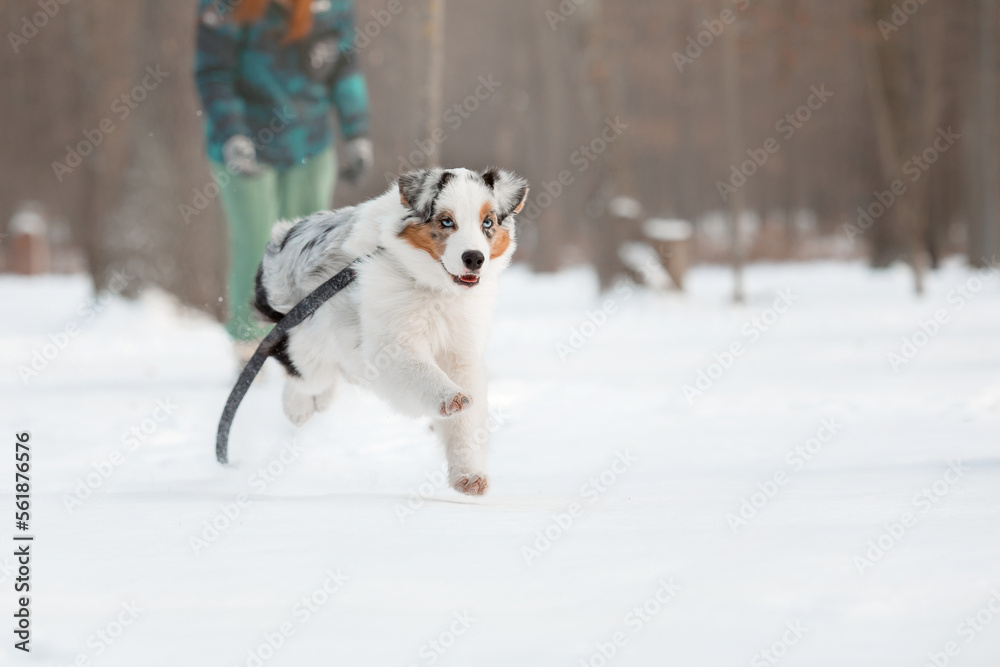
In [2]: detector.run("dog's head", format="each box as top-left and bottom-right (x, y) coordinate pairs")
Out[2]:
(388, 167), (528, 292)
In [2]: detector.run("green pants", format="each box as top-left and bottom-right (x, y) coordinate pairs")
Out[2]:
(213, 148), (336, 340)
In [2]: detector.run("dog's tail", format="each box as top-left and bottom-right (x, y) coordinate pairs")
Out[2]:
(254, 265), (285, 324)
(252, 264), (301, 379)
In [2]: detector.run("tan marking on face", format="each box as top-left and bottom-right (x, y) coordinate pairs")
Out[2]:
(399, 222), (446, 260)
(489, 227), (510, 259)
(479, 200), (493, 221)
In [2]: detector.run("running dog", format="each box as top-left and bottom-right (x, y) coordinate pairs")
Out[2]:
(253, 167), (528, 495)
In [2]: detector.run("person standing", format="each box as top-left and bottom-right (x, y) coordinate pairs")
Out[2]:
(195, 0), (373, 352)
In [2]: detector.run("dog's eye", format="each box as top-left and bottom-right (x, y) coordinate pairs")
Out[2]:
(440, 217), (454, 227)
(483, 218), (494, 229)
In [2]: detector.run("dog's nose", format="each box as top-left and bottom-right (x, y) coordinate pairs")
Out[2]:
(462, 250), (485, 271)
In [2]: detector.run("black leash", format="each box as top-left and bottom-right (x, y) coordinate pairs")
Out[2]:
(216, 263), (359, 464)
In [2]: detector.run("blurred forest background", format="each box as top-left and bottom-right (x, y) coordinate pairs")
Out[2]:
(1, 0), (998, 317)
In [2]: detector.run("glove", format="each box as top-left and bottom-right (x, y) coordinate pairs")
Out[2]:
(340, 137), (374, 185)
(223, 135), (264, 177)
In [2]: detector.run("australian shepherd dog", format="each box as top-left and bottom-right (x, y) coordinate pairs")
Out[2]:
(253, 168), (528, 495)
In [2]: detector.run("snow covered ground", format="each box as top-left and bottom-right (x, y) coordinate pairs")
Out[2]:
(2, 260), (1000, 666)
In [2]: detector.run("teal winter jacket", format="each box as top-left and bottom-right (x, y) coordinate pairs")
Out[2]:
(195, 0), (370, 169)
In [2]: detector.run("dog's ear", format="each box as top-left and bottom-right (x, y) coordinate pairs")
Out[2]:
(398, 170), (430, 216)
(483, 168), (529, 222)
(399, 169), (454, 221)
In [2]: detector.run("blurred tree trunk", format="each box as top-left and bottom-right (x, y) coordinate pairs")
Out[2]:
(971, 0), (999, 266)
(723, 1), (745, 303)
(421, 0), (445, 167)
(861, 2), (909, 272)
(70, 0), (225, 311)
(862, 0), (947, 294)
(526, 0), (572, 273)
(778, 0), (800, 257)
(138, 0), (228, 313)
(76, 0), (143, 291)
(492, 2), (529, 172)
(578, 0), (637, 288)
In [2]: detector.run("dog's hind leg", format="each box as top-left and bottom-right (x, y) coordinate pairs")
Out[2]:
(282, 377), (317, 426)
(313, 372), (341, 413)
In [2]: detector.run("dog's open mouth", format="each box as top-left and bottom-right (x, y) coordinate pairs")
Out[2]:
(450, 272), (480, 287)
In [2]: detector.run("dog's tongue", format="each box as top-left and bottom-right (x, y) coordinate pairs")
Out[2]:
(460, 274), (479, 284)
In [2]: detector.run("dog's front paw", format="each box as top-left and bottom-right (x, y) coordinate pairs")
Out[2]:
(438, 392), (471, 418)
(453, 474), (489, 496)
